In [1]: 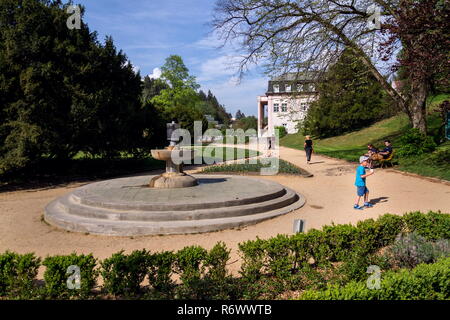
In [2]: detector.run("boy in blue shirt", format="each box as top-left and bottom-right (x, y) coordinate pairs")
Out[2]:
(354, 156), (374, 210)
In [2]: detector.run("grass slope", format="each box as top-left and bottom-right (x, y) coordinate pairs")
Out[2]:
(281, 94), (450, 180)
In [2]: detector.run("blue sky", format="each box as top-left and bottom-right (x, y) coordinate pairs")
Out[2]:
(76, 0), (267, 117)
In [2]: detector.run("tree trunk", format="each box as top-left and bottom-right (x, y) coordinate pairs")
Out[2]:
(408, 79), (428, 133)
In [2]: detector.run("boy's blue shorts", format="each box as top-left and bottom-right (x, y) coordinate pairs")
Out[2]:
(356, 186), (369, 196)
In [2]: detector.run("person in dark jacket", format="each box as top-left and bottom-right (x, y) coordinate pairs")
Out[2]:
(304, 135), (313, 164)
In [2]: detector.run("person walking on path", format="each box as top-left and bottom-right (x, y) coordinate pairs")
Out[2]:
(354, 156), (375, 210)
(304, 135), (314, 164)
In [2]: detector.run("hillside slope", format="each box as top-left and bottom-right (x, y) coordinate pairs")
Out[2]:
(280, 94), (450, 181)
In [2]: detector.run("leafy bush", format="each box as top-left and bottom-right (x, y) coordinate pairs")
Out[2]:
(205, 242), (231, 282)
(322, 224), (358, 261)
(354, 214), (404, 255)
(0, 252), (41, 299)
(101, 250), (149, 296)
(275, 126), (288, 139)
(1, 211), (449, 300)
(385, 232), (450, 269)
(403, 211), (450, 240)
(238, 238), (267, 282)
(174, 246), (208, 299)
(147, 251), (176, 298)
(203, 242), (234, 299)
(300, 257), (450, 300)
(337, 249), (390, 284)
(43, 253), (97, 299)
(397, 128), (437, 157)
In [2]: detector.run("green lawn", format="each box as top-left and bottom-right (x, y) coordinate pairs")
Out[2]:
(281, 94), (450, 181)
(188, 146), (259, 163)
(1, 146), (256, 191)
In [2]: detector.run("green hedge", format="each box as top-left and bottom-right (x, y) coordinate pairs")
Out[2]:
(238, 211), (449, 280)
(0, 211), (449, 300)
(300, 257), (450, 300)
(43, 253), (98, 299)
(0, 252), (40, 299)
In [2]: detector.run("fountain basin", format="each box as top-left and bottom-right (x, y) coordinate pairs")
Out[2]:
(151, 149), (195, 162)
(150, 148), (198, 189)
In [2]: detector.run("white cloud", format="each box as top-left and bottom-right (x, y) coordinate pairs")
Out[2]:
(149, 67), (162, 79)
(197, 55), (246, 82)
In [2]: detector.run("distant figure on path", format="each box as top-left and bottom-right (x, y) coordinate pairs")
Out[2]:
(304, 135), (314, 164)
(354, 156), (375, 210)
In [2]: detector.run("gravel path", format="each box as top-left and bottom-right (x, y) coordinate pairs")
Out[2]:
(1, 146), (449, 275)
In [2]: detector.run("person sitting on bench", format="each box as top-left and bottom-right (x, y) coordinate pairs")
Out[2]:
(366, 144), (379, 157)
(372, 140), (393, 161)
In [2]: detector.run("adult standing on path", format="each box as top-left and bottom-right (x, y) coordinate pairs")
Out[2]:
(304, 135), (314, 164)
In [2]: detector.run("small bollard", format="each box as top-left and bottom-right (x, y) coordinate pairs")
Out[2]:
(293, 219), (305, 233)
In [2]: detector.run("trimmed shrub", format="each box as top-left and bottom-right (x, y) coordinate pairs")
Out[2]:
(174, 245), (208, 299)
(238, 238), (267, 281)
(1, 211), (448, 300)
(205, 242), (231, 282)
(43, 253), (97, 299)
(337, 248), (390, 284)
(101, 250), (149, 296)
(263, 235), (293, 278)
(300, 257), (450, 300)
(322, 224), (358, 262)
(147, 251), (176, 298)
(403, 211), (450, 240)
(204, 242), (234, 299)
(0, 252), (41, 299)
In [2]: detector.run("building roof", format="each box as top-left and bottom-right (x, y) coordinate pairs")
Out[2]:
(271, 72), (317, 82)
(267, 72), (319, 94)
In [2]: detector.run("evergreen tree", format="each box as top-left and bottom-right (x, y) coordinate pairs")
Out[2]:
(235, 110), (245, 120)
(0, 0), (146, 174)
(301, 49), (396, 138)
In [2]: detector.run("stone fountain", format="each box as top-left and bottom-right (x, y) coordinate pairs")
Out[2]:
(44, 122), (306, 236)
(149, 122), (198, 189)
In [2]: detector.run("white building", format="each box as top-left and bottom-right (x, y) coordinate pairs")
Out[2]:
(257, 73), (318, 137)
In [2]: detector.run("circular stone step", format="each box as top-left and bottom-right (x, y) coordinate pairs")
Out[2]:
(44, 175), (305, 236)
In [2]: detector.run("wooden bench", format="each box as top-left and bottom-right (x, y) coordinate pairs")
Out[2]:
(378, 150), (395, 168)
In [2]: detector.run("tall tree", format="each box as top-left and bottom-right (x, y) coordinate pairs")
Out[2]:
(212, 0), (450, 133)
(142, 76), (169, 103)
(0, 0), (144, 173)
(235, 110), (245, 120)
(151, 55), (206, 135)
(302, 49), (395, 138)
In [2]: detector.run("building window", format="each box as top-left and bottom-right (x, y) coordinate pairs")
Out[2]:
(281, 103), (287, 112)
(273, 103), (279, 112)
(285, 84), (291, 92)
(273, 84), (279, 93)
(301, 102), (308, 111)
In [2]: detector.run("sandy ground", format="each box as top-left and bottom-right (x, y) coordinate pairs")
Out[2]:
(1, 146), (449, 275)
